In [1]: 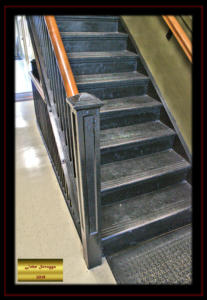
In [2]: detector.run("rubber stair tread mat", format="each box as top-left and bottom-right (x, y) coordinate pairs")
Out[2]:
(60, 32), (127, 38)
(68, 50), (138, 61)
(101, 95), (161, 113)
(100, 121), (175, 149)
(101, 181), (191, 238)
(101, 149), (190, 191)
(107, 224), (192, 284)
(75, 71), (148, 85)
(56, 15), (120, 20)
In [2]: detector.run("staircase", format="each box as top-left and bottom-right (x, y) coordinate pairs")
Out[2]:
(28, 15), (192, 283)
(55, 14), (192, 261)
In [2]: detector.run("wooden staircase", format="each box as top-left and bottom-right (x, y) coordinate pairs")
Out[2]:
(28, 15), (192, 283)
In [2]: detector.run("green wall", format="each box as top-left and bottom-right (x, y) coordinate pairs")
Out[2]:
(122, 16), (192, 153)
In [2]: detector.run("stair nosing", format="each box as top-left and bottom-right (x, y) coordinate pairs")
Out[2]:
(60, 32), (128, 39)
(68, 50), (138, 62)
(101, 101), (161, 114)
(56, 16), (120, 21)
(76, 72), (149, 87)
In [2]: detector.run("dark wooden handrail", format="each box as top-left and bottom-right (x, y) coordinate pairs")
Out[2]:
(162, 16), (192, 63)
(44, 16), (79, 97)
(29, 71), (46, 102)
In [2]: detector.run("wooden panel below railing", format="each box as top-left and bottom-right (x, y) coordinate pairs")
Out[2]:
(162, 16), (192, 63)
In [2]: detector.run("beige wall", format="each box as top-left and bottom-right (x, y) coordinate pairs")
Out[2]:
(122, 16), (192, 153)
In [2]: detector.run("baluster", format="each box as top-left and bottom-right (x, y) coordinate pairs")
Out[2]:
(58, 74), (68, 144)
(45, 27), (52, 80)
(54, 64), (64, 130)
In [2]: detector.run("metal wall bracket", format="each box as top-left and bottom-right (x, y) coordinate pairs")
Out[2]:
(166, 29), (173, 40)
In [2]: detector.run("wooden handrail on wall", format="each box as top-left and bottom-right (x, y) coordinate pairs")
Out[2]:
(44, 16), (79, 97)
(162, 16), (192, 63)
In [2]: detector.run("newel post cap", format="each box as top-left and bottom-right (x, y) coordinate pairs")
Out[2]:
(66, 93), (103, 111)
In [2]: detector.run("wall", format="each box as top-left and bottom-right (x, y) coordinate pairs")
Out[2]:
(122, 16), (192, 153)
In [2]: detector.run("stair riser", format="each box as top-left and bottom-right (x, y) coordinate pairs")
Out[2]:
(101, 168), (190, 205)
(101, 135), (175, 164)
(100, 106), (161, 129)
(102, 207), (192, 256)
(57, 20), (118, 32)
(78, 81), (148, 100)
(70, 59), (137, 75)
(62, 37), (128, 52)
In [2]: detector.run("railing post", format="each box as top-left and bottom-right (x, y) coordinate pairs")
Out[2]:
(67, 93), (103, 269)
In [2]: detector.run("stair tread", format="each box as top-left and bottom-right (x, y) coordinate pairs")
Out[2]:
(100, 121), (175, 149)
(56, 15), (120, 20)
(76, 71), (148, 85)
(106, 224), (192, 284)
(68, 50), (137, 61)
(101, 95), (161, 113)
(101, 181), (191, 239)
(101, 149), (190, 191)
(60, 32), (127, 38)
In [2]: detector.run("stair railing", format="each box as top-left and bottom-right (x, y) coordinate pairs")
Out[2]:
(26, 15), (102, 269)
(162, 15), (192, 63)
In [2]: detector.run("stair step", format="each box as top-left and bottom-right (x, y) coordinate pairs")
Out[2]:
(56, 16), (119, 32)
(60, 32), (128, 52)
(68, 51), (138, 75)
(106, 224), (192, 283)
(76, 72), (149, 99)
(101, 149), (190, 204)
(56, 15), (120, 21)
(100, 95), (162, 129)
(76, 71), (146, 86)
(101, 181), (192, 255)
(100, 121), (175, 164)
(101, 121), (174, 149)
(69, 50), (137, 60)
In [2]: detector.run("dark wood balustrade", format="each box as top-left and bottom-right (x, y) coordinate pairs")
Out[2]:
(26, 15), (102, 269)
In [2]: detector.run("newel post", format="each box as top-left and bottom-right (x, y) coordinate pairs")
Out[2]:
(67, 93), (103, 269)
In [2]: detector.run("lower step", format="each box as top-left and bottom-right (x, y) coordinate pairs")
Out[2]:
(102, 181), (192, 256)
(106, 224), (192, 284)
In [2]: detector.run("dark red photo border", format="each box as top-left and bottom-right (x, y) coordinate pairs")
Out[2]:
(3, 4), (204, 297)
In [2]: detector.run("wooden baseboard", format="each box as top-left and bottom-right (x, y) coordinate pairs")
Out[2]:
(15, 92), (33, 102)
